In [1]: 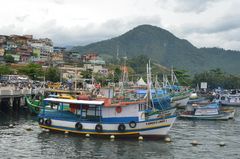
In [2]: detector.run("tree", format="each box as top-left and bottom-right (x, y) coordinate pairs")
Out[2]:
(127, 55), (149, 75)
(45, 67), (60, 82)
(0, 65), (14, 75)
(4, 55), (14, 63)
(192, 68), (240, 89)
(113, 67), (122, 83)
(81, 69), (93, 79)
(174, 69), (191, 86)
(18, 63), (43, 80)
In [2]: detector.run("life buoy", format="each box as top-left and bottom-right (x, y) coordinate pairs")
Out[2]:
(95, 124), (103, 132)
(75, 122), (83, 130)
(115, 106), (122, 113)
(118, 123), (126, 132)
(38, 118), (44, 125)
(45, 119), (52, 126)
(129, 121), (136, 128)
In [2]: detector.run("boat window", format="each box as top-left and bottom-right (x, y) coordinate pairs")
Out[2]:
(220, 96), (225, 100)
(139, 103), (147, 111)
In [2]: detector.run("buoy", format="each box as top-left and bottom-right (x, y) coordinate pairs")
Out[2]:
(42, 128), (49, 132)
(25, 127), (33, 131)
(219, 142), (226, 147)
(8, 124), (14, 128)
(64, 131), (69, 134)
(164, 137), (172, 142)
(110, 135), (115, 139)
(191, 140), (199, 146)
(138, 136), (143, 140)
(85, 134), (90, 137)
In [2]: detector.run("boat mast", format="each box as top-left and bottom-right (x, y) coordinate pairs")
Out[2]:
(120, 56), (128, 96)
(171, 66), (174, 85)
(171, 66), (178, 85)
(146, 60), (155, 110)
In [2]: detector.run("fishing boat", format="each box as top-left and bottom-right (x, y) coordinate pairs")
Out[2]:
(162, 69), (191, 108)
(179, 102), (234, 120)
(217, 94), (240, 106)
(170, 91), (190, 108)
(187, 92), (206, 104)
(38, 96), (176, 138)
(38, 62), (177, 138)
(25, 96), (41, 115)
(25, 93), (74, 115)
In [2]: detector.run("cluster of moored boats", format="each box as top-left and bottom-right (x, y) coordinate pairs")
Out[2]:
(24, 65), (239, 139)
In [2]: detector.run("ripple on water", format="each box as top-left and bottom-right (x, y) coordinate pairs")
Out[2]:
(0, 108), (240, 159)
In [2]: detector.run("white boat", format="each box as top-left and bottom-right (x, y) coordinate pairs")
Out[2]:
(179, 103), (234, 120)
(38, 96), (176, 138)
(171, 95), (190, 108)
(218, 94), (240, 106)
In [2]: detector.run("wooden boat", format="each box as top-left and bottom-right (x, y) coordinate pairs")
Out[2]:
(171, 92), (190, 108)
(179, 103), (234, 120)
(25, 96), (41, 115)
(25, 93), (74, 115)
(218, 94), (240, 106)
(187, 97), (206, 104)
(38, 96), (176, 138)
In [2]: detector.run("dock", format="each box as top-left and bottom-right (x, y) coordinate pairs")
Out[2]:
(0, 86), (43, 112)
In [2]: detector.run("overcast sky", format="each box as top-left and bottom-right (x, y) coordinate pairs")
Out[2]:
(1, 0), (240, 50)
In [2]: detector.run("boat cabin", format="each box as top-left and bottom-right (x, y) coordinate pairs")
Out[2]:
(41, 98), (148, 123)
(194, 103), (219, 116)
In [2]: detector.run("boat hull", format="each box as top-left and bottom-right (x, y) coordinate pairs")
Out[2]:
(172, 97), (189, 108)
(187, 97), (206, 104)
(39, 115), (176, 137)
(221, 102), (240, 107)
(25, 96), (41, 115)
(179, 113), (233, 120)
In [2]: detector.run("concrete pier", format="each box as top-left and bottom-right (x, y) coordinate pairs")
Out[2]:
(0, 86), (43, 112)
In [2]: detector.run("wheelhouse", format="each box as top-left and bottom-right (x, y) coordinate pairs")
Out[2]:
(41, 98), (104, 122)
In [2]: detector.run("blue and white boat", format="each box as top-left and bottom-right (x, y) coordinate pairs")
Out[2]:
(38, 95), (176, 138)
(179, 102), (234, 120)
(217, 94), (240, 106)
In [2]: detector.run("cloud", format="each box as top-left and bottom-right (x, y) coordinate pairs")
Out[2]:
(172, 0), (219, 13)
(0, 0), (240, 51)
(53, 0), (65, 5)
(180, 13), (240, 35)
(19, 15), (162, 46)
(16, 15), (29, 22)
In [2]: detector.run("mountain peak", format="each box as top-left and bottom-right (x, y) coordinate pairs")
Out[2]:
(72, 25), (240, 74)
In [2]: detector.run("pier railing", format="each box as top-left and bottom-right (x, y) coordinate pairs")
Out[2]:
(0, 87), (42, 97)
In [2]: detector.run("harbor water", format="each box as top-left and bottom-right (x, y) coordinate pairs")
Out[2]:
(0, 108), (240, 159)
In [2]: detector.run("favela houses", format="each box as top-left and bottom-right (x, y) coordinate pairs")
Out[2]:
(1, 0), (240, 158)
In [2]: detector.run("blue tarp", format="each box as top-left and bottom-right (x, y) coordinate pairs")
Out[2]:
(135, 89), (167, 95)
(165, 85), (181, 90)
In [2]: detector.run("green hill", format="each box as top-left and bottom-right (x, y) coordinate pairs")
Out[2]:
(72, 24), (240, 75)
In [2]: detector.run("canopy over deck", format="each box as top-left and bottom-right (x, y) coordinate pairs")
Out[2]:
(44, 98), (104, 105)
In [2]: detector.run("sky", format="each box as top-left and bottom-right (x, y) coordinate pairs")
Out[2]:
(0, 0), (240, 50)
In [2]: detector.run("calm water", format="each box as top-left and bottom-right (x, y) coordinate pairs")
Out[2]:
(0, 109), (240, 159)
